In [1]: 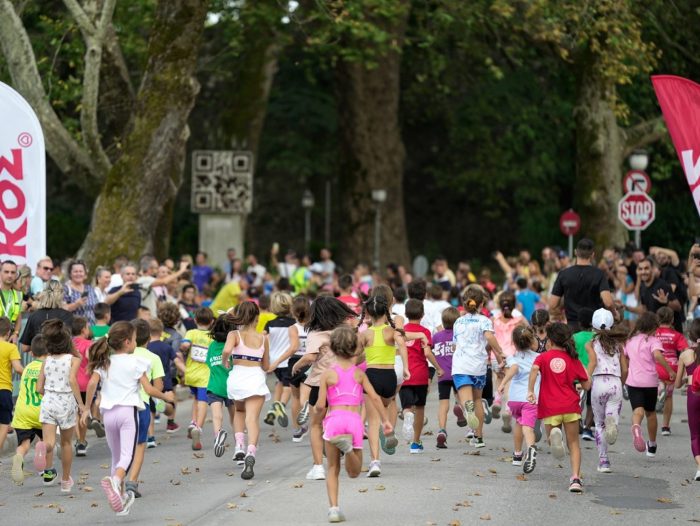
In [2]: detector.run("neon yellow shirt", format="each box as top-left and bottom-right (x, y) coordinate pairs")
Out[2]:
(133, 347), (165, 403)
(210, 282), (241, 317)
(257, 312), (277, 333)
(11, 359), (43, 430)
(183, 329), (212, 387)
(0, 340), (20, 390)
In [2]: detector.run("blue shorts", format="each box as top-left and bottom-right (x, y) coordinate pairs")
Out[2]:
(189, 386), (208, 402)
(137, 406), (151, 444)
(453, 374), (487, 391)
(207, 391), (233, 407)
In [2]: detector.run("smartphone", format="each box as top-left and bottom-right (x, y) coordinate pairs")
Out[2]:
(80, 290), (89, 298)
(130, 283), (142, 291)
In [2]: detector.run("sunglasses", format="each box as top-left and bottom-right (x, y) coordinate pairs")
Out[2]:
(42, 266), (54, 271)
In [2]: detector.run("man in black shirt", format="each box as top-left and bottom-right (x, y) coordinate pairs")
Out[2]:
(626, 257), (683, 330)
(548, 239), (615, 331)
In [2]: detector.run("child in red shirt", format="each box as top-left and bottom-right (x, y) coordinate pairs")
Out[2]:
(655, 307), (688, 435)
(399, 299), (443, 453)
(71, 316), (93, 456)
(528, 322), (591, 493)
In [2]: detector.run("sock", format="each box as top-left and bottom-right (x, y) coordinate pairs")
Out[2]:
(235, 432), (246, 448)
(167, 419), (175, 425)
(514, 451), (522, 456)
(247, 444), (257, 457)
(648, 440), (656, 446)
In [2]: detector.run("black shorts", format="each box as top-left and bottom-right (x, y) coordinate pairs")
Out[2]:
(15, 427), (43, 445)
(366, 368), (397, 399)
(288, 356), (309, 388)
(429, 368), (436, 381)
(207, 391), (233, 407)
(627, 386), (657, 412)
(274, 366), (291, 387)
(438, 380), (457, 401)
(399, 385), (428, 408)
(306, 385), (327, 408)
(0, 389), (12, 425)
(586, 389), (592, 407)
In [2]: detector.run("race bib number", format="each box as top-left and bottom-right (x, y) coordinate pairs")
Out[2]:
(190, 344), (209, 363)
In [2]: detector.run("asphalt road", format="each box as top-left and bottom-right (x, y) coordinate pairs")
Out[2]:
(1, 383), (699, 525)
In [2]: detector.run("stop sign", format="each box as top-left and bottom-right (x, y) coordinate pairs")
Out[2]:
(618, 192), (656, 231)
(559, 209), (581, 236)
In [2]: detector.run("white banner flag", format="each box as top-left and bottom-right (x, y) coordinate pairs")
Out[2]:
(0, 81), (46, 268)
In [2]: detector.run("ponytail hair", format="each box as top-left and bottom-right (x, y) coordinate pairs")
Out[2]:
(512, 325), (535, 353)
(546, 322), (577, 359)
(227, 301), (259, 328)
(463, 287), (484, 314)
(359, 294), (403, 335)
(88, 320), (135, 374)
(41, 318), (74, 355)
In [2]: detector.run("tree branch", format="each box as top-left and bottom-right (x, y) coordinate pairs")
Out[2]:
(62, 0), (96, 39)
(646, 10), (700, 67)
(622, 116), (667, 157)
(0, 0), (100, 187)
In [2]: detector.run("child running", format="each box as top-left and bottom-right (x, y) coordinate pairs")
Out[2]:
(221, 302), (270, 480)
(434, 307), (460, 448)
(37, 319), (85, 492)
(0, 315), (22, 453)
(83, 321), (174, 515)
(316, 326), (393, 523)
(207, 314), (237, 457)
(72, 316), (92, 457)
(264, 291), (295, 428)
(527, 322), (591, 493)
(10, 334), (46, 484)
(287, 296), (311, 442)
(624, 312), (676, 456)
(675, 319), (700, 480)
(584, 308), (628, 473)
(655, 306), (687, 435)
(452, 287), (505, 448)
(498, 325), (539, 473)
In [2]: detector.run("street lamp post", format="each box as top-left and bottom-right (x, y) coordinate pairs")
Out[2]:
(628, 149), (649, 249)
(371, 189), (387, 269)
(302, 189), (315, 252)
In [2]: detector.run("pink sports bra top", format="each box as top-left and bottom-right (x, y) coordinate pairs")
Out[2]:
(231, 331), (265, 362)
(327, 365), (363, 406)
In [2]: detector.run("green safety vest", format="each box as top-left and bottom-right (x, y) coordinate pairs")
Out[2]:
(290, 267), (308, 293)
(0, 289), (21, 324)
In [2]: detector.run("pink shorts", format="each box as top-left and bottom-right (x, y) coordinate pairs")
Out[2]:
(322, 409), (363, 449)
(507, 401), (538, 428)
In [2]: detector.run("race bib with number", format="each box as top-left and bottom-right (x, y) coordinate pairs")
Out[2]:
(190, 344), (209, 363)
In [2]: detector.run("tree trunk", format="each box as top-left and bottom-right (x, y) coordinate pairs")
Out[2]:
(335, 1), (411, 270)
(80, 0), (208, 268)
(573, 55), (628, 249)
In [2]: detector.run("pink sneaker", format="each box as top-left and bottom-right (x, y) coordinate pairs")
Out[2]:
(631, 424), (645, 452)
(101, 476), (124, 512)
(61, 476), (74, 493)
(33, 441), (47, 472)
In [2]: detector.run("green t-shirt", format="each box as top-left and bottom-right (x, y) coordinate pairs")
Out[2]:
(206, 341), (230, 399)
(91, 324), (109, 339)
(134, 346), (165, 403)
(573, 330), (594, 368)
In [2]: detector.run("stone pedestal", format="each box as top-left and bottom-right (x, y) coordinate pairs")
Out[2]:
(199, 214), (246, 269)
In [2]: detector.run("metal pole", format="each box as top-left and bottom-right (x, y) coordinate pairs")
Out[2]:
(305, 209), (311, 252)
(568, 235), (573, 259)
(373, 204), (381, 269)
(635, 230), (641, 250)
(324, 180), (331, 248)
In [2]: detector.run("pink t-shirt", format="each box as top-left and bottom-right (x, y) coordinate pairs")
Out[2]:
(73, 336), (92, 392)
(624, 333), (663, 388)
(493, 316), (522, 358)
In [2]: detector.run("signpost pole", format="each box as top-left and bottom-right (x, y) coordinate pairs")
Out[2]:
(568, 235), (573, 258)
(635, 230), (641, 250)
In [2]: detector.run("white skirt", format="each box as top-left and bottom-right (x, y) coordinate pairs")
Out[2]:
(227, 366), (271, 401)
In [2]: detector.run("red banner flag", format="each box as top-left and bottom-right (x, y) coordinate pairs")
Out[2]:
(651, 75), (700, 218)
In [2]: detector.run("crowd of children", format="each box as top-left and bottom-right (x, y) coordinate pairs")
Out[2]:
(1, 277), (700, 522)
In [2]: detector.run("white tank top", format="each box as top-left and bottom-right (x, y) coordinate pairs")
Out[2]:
(44, 354), (73, 393)
(592, 339), (621, 377)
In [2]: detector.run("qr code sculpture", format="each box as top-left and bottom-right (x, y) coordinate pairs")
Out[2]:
(191, 150), (253, 214)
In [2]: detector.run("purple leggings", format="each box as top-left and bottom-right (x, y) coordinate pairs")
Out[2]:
(103, 405), (138, 476)
(688, 364), (700, 457)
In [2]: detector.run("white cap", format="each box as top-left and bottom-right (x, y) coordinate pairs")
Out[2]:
(592, 308), (614, 330)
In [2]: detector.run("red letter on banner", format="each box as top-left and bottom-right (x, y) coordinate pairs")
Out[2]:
(0, 149), (23, 181)
(0, 217), (27, 257)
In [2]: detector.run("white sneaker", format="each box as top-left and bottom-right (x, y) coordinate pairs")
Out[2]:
(402, 411), (414, 441)
(116, 490), (135, 516)
(367, 460), (381, 478)
(306, 464), (326, 480)
(465, 427), (475, 439)
(549, 428), (565, 460)
(603, 416), (618, 445)
(694, 470), (700, 481)
(328, 506), (346, 523)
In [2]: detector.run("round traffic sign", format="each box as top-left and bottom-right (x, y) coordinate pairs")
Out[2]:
(618, 192), (655, 231)
(623, 170), (652, 194)
(559, 209), (581, 236)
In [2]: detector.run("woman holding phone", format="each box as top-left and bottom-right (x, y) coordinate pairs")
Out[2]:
(63, 260), (99, 325)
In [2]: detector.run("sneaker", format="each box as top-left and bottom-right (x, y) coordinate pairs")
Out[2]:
(292, 427), (308, 443)
(116, 490), (136, 516)
(453, 403), (467, 427)
(501, 413), (512, 434)
(75, 440), (88, 457)
(512, 452), (523, 466)
(568, 477), (583, 493)
(656, 389), (667, 413)
(534, 420), (543, 443)
(125, 480), (141, 498)
(549, 428), (565, 459)
(88, 418), (106, 438)
(464, 401), (479, 430)
(306, 464), (326, 480)
(402, 411), (415, 441)
(11, 453), (24, 483)
(597, 459), (612, 473)
(482, 399), (492, 424)
(581, 428), (594, 441)
(646, 441), (657, 457)
(272, 401), (289, 428)
(328, 506), (346, 523)
(473, 436), (485, 448)
(191, 426), (202, 451)
(154, 414), (161, 425)
(166, 422), (180, 433)
(409, 441), (424, 454)
(233, 447), (246, 465)
(491, 402), (501, 419)
(694, 470), (700, 481)
(187, 421), (196, 438)
(42, 468), (58, 486)
(241, 454), (256, 480)
(381, 429), (398, 454)
(604, 416), (618, 445)
(264, 408), (276, 426)
(367, 460), (381, 478)
(661, 426), (671, 436)
(523, 445), (537, 474)
(60, 476), (74, 493)
(631, 424), (646, 452)
(436, 429), (447, 449)
(146, 436), (157, 449)
(465, 427), (475, 439)
(331, 434), (354, 454)
(297, 401), (310, 426)
(33, 441), (47, 472)
(101, 476), (124, 512)
(214, 429), (227, 457)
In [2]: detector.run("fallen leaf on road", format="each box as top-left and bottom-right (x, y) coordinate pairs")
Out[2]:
(195, 467), (200, 473)
(473, 492), (482, 496)
(426, 522), (437, 526)
(657, 497), (673, 504)
(82, 486), (93, 492)
(455, 501), (471, 507)
(247, 482), (255, 487)
(90, 502), (98, 507)
(463, 451), (480, 456)
(431, 457), (441, 462)
(633, 475), (640, 478)
(227, 503), (238, 510)
(34, 491), (44, 497)
(516, 474), (528, 481)
(473, 471), (483, 478)
(100, 464), (109, 469)
(80, 471), (89, 476)
(375, 484), (385, 491)
(181, 467), (191, 475)
(292, 482), (304, 488)
(226, 472), (236, 477)
(268, 433), (281, 443)
(549, 494), (557, 499)
(240, 491), (248, 498)
(480, 514), (491, 521)
(431, 486), (441, 491)
(152, 460), (160, 464)
(32, 504), (43, 508)
(358, 488), (368, 493)
(610, 510), (622, 515)
(488, 468), (497, 474)
(47, 503), (59, 508)
(423, 431), (433, 436)
(170, 479), (181, 486)
(448, 521), (461, 526)
(56, 507), (65, 513)
(193, 453), (204, 459)
(497, 456), (511, 462)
